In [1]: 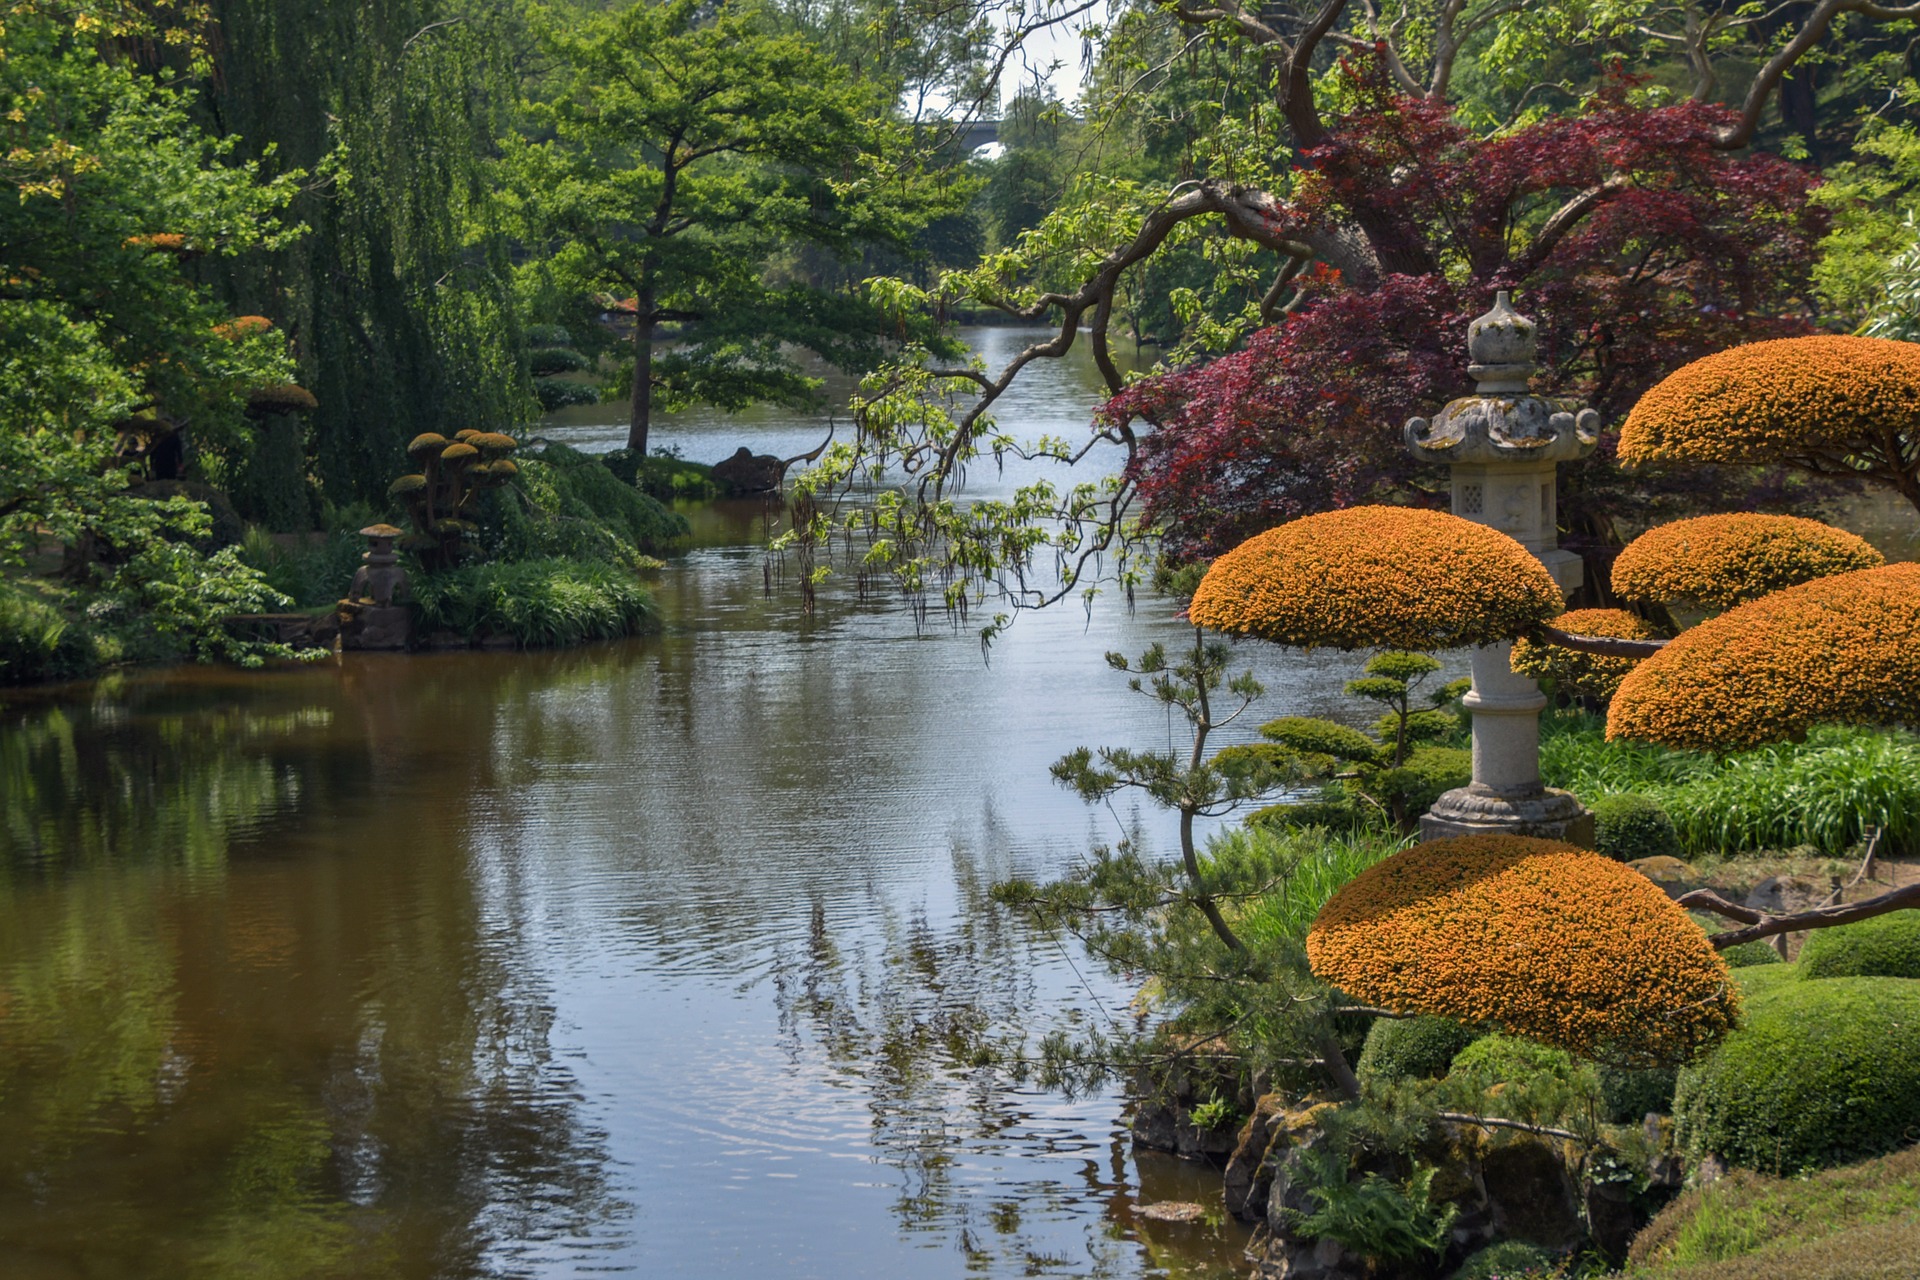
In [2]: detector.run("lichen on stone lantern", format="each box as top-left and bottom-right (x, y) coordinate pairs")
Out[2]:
(1404, 291), (1597, 845)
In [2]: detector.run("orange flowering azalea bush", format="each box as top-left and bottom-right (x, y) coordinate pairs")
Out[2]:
(1611, 513), (1884, 610)
(1511, 607), (1662, 702)
(1188, 506), (1563, 651)
(1607, 563), (1920, 752)
(1307, 835), (1738, 1066)
(1617, 336), (1920, 511)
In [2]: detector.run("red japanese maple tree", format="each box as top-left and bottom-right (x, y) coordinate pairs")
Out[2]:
(1111, 63), (1825, 563)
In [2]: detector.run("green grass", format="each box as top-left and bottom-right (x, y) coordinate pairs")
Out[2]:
(1541, 713), (1920, 856)
(410, 557), (657, 647)
(1623, 1143), (1920, 1278)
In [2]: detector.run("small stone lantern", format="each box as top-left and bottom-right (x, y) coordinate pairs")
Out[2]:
(1404, 292), (1597, 844)
(338, 523), (413, 651)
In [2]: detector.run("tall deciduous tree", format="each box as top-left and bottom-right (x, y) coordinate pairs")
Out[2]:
(506, 0), (953, 454)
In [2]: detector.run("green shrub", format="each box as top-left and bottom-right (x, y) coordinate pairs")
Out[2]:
(1261, 715), (1383, 763)
(0, 579), (97, 685)
(487, 444), (688, 563)
(1797, 912), (1920, 980)
(90, 543), (324, 667)
(1365, 745), (1471, 822)
(601, 448), (721, 501)
(1729, 963), (1797, 999)
(524, 324), (573, 348)
(528, 346), (590, 376)
(411, 558), (657, 647)
(1673, 976), (1920, 1173)
(237, 526), (366, 609)
(1597, 1063), (1679, 1123)
(1449, 1034), (1585, 1087)
(1588, 792), (1682, 861)
(1248, 786), (1375, 833)
(534, 378), (601, 411)
(1292, 1152), (1457, 1265)
(1718, 938), (1784, 969)
(1358, 1015), (1479, 1084)
(1447, 1239), (1560, 1280)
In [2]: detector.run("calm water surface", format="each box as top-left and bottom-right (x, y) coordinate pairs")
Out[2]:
(1, 330), (1390, 1280)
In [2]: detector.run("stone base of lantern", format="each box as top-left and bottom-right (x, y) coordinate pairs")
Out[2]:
(337, 601), (413, 651)
(1419, 784), (1595, 847)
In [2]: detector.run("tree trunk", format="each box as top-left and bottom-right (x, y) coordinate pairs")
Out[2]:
(627, 287), (654, 454)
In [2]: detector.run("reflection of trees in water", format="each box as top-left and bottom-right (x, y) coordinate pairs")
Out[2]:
(0, 665), (622, 1278)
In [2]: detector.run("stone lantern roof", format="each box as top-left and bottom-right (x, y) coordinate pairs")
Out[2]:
(1405, 291), (1600, 466)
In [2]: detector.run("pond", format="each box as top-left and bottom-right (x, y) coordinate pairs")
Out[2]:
(3, 329), (1392, 1280)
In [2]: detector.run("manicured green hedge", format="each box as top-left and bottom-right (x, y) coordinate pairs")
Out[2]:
(1797, 912), (1920, 981)
(1674, 976), (1920, 1173)
(1588, 792), (1681, 861)
(1357, 1015), (1478, 1084)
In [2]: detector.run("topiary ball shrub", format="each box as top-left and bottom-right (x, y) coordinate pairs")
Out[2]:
(1446, 1239), (1560, 1280)
(1447, 1034), (1585, 1088)
(534, 379), (601, 411)
(1596, 1063), (1679, 1124)
(1188, 506), (1564, 652)
(1673, 976), (1920, 1174)
(1587, 793), (1681, 862)
(1607, 563), (1920, 752)
(1610, 513), (1883, 611)
(1308, 835), (1739, 1066)
(1717, 938), (1783, 970)
(1357, 1015), (1479, 1084)
(1797, 912), (1920, 980)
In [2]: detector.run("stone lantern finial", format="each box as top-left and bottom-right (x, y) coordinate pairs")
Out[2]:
(1467, 290), (1536, 392)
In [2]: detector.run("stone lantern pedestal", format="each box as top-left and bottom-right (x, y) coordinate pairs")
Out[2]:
(1405, 292), (1597, 845)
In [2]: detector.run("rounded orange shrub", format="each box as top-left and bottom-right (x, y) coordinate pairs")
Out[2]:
(1611, 514), (1884, 610)
(1511, 607), (1662, 702)
(1617, 337), (1920, 498)
(1188, 506), (1564, 651)
(1307, 835), (1738, 1066)
(1607, 563), (1920, 751)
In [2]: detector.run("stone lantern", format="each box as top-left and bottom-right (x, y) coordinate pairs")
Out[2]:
(1404, 292), (1597, 844)
(338, 523), (413, 651)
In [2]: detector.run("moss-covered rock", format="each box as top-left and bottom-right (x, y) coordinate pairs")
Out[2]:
(1797, 911), (1920, 980)
(1674, 976), (1920, 1173)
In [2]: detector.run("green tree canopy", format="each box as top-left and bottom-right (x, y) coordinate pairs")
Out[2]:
(505, 0), (958, 452)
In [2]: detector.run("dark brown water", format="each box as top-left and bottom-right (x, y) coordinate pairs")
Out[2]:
(2, 330), (1391, 1280)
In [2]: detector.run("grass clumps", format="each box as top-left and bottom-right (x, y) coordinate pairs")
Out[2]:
(411, 558), (657, 648)
(1541, 713), (1920, 856)
(1796, 912), (1920, 980)
(1673, 976), (1920, 1174)
(1446, 1239), (1560, 1279)
(1628, 1143), (1920, 1278)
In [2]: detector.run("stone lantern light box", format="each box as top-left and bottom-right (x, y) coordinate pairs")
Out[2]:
(1405, 292), (1598, 845)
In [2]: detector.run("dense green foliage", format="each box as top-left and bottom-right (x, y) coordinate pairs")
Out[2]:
(1596, 1063), (1679, 1125)
(1674, 977), (1920, 1174)
(1797, 913), (1920, 982)
(1542, 717), (1920, 856)
(1587, 793), (1682, 862)
(1447, 1240), (1560, 1280)
(411, 557), (656, 647)
(1356, 1016), (1478, 1085)
(489, 445), (688, 565)
(0, 581), (95, 686)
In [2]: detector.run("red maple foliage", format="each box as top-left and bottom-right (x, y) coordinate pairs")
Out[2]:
(1113, 62), (1826, 564)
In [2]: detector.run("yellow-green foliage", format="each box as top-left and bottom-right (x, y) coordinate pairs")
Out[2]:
(1608, 564), (1920, 751)
(1611, 514), (1883, 611)
(1308, 835), (1737, 1065)
(1511, 606), (1660, 702)
(1188, 507), (1563, 651)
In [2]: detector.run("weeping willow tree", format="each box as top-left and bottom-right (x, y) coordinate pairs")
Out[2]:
(194, 0), (529, 505)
